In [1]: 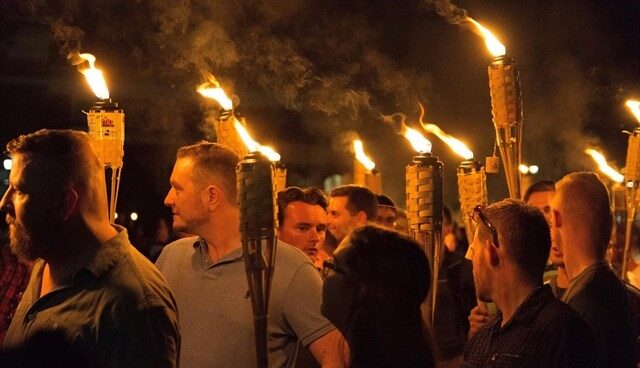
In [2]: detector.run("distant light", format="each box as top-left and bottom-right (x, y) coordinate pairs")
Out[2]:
(529, 165), (539, 175)
(518, 164), (529, 174)
(130, 212), (138, 221)
(3, 159), (11, 171)
(114, 212), (119, 220)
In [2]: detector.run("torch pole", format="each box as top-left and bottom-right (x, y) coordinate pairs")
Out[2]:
(488, 55), (524, 200)
(406, 152), (444, 325)
(86, 99), (125, 223)
(622, 129), (640, 280)
(237, 152), (279, 368)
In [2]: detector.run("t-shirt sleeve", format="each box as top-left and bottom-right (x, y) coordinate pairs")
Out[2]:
(282, 262), (335, 347)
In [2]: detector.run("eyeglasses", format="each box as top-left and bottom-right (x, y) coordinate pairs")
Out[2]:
(322, 258), (347, 278)
(471, 205), (500, 248)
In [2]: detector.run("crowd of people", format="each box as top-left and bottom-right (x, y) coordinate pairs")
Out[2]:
(1, 128), (639, 367)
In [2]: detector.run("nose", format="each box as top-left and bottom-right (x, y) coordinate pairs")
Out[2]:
(310, 228), (321, 242)
(0, 187), (13, 214)
(164, 188), (175, 207)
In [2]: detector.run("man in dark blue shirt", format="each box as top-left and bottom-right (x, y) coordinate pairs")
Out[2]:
(462, 199), (596, 367)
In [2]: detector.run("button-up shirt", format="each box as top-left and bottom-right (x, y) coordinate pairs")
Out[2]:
(0, 245), (31, 345)
(462, 285), (596, 367)
(1, 227), (180, 368)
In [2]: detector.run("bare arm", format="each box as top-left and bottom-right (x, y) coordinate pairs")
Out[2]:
(308, 329), (350, 368)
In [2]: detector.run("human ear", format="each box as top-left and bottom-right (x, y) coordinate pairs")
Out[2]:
(206, 185), (222, 211)
(486, 239), (500, 267)
(355, 211), (368, 226)
(58, 188), (79, 221)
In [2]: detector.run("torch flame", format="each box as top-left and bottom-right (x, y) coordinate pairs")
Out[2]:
(405, 127), (432, 153)
(417, 103), (473, 160)
(235, 120), (281, 162)
(466, 17), (506, 57)
(75, 53), (110, 99)
(353, 140), (376, 171)
(626, 100), (640, 124)
(585, 148), (624, 183)
(197, 72), (233, 110)
(381, 112), (432, 153)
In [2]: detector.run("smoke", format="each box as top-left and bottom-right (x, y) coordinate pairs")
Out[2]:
(425, 0), (467, 24)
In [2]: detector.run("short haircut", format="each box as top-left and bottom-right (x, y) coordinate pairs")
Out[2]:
(6, 129), (102, 195)
(329, 185), (378, 220)
(344, 225), (430, 307)
(476, 199), (551, 283)
(376, 194), (397, 215)
(277, 186), (328, 225)
(555, 172), (612, 258)
(176, 141), (240, 203)
(523, 180), (556, 203)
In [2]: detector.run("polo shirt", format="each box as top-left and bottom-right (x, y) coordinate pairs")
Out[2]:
(0, 226), (180, 368)
(462, 285), (597, 367)
(156, 237), (335, 368)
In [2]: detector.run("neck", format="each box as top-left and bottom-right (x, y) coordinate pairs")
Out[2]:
(561, 230), (601, 280)
(556, 265), (570, 288)
(492, 270), (539, 326)
(199, 206), (241, 262)
(44, 217), (117, 286)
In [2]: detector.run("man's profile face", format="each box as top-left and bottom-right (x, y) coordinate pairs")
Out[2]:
(528, 190), (563, 266)
(376, 206), (396, 229)
(164, 158), (210, 234)
(327, 196), (359, 244)
(278, 201), (327, 263)
(0, 156), (59, 261)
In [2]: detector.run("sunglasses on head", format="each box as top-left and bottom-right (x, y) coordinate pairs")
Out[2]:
(471, 205), (500, 248)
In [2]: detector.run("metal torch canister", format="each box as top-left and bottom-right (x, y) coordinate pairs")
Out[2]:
(354, 159), (382, 194)
(406, 152), (444, 325)
(237, 152), (278, 368)
(86, 99), (124, 223)
(457, 160), (488, 246)
(622, 128), (640, 280)
(488, 55), (523, 199)
(217, 109), (248, 157)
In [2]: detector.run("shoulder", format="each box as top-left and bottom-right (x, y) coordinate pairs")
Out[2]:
(156, 237), (200, 267)
(276, 240), (315, 268)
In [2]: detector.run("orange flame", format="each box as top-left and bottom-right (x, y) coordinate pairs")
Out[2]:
(418, 103), (473, 160)
(466, 17), (506, 57)
(197, 72), (233, 110)
(585, 148), (623, 183)
(234, 120), (281, 162)
(353, 140), (376, 171)
(74, 53), (109, 99)
(626, 100), (640, 124)
(381, 113), (432, 153)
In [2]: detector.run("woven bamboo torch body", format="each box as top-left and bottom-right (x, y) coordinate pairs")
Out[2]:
(488, 56), (523, 199)
(354, 160), (382, 194)
(406, 153), (444, 325)
(217, 110), (248, 157)
(457, 160), (489, 244)
(86, 99), (124, 223)
(237, 152), (279, 368)
(622, 129), (640, 279)
(273, 161), (288, 194)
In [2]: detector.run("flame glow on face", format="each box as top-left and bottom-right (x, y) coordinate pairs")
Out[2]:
(404, 127), (432, 153)
(626, 100), (640, 124)
(466, 17), (506, 57)
(77, 53), (109, 99)
(353, 140), (376, 171)
(417, 102), (473, 159)
(234, 119), (281, 162)
(585, 149), (623, 183)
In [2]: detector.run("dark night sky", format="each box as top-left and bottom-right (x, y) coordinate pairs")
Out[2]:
(1, 0), (639, 225)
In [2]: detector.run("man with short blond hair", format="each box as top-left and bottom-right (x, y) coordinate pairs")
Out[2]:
(551, 172), (637, 367)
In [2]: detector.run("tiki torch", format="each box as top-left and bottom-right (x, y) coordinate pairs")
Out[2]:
(622, 100), (640, 279)
(69, 52), (123, 223)
(237, 151), (279, 368)
(353, 139), (382, 194)
(585, 148), (625, 272)
(383, 112), (443, 324)
(197, 72), (286, 192)
(466, 18), (523, 199)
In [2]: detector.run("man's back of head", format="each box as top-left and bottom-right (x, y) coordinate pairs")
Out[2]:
(554, 172), (612, 261)
(478, 199), (551, 285)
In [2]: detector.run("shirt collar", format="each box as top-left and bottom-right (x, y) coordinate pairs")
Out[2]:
(495, 284), (553, 331)
(193, 237), (243, 266)
(77, 224), (128, 280)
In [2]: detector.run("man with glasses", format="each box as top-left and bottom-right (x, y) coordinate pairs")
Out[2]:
(551, 172), (637, 367)
(462, 199), (596, 367)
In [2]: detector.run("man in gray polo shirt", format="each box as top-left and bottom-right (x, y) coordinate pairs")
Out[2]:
(156, 141), (346, 367)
